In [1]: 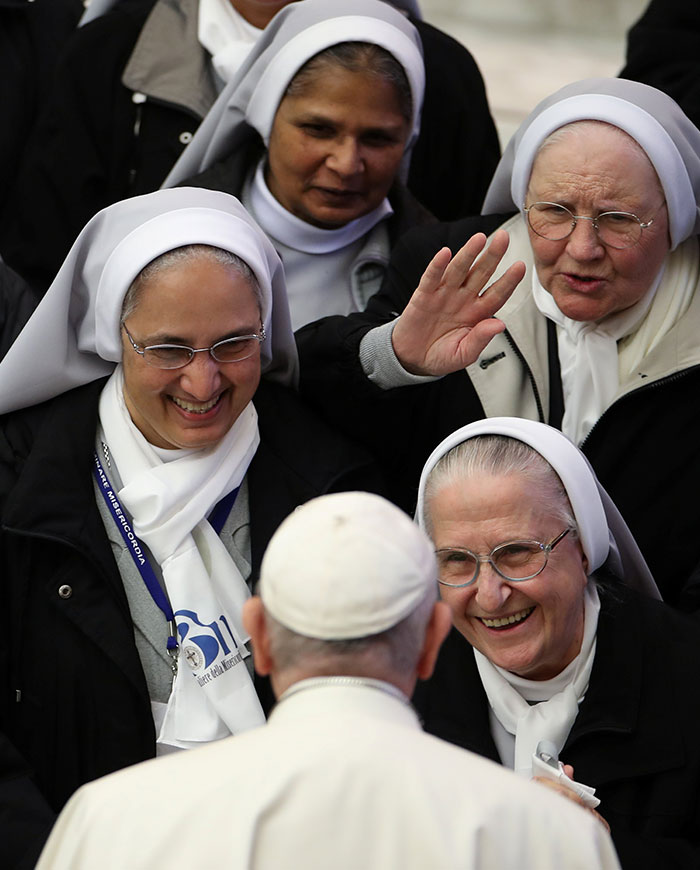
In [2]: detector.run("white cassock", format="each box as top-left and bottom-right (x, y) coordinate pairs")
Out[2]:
(37, 681), (621, 870)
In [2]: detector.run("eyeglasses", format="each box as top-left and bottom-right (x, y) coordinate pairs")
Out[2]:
(435, 528), (572, 588)
(523, 201), (661, 249)
(122, 323), (266, 369)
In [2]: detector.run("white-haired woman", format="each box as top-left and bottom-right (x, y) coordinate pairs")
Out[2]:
(413, 417), (700, 870)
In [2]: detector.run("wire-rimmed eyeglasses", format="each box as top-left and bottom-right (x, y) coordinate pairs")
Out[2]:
(524, 201), (661, 249)
(122, 323), (266, 370)
(435, 528), (572, 588)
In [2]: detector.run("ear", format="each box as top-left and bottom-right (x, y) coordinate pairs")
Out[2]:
(415, 601), (452, 681)
(242, 597), (274, 677)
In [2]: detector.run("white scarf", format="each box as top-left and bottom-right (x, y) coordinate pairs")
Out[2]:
(99, 368), (265, 749)
(198, 0), (263, 84)
(527, 234), (699, 445)
(475, 582), (600, 778)
(249, 160), (393, 254)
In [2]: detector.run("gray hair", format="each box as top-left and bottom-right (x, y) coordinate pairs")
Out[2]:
(120, 244), (263, 324)
(422, 435), (576, 538)
(534, 120), (664, 199)
(265, 586), (436, 677)
(284, 41), (413, 124)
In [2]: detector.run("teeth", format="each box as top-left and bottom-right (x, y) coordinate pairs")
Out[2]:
(480, 607), (534, 629)
(171, 395), (219, 414)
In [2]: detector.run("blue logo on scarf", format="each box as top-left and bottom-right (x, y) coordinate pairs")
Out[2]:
(175, 610), (239, 669)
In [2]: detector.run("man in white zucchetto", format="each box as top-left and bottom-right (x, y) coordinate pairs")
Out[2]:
(36, 491), (621, 870)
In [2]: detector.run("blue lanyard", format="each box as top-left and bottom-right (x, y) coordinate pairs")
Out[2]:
(92, 451), (238, 654)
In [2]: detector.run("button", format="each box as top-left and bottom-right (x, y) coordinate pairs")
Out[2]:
(179, 131), (193, 145)
(58, 584), (73, 599)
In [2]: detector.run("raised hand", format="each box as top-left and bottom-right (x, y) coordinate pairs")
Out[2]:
(391, 229), (526, 376)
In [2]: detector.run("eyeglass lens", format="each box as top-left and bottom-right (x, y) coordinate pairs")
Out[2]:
(437, 541), (547, 586)
(527, 202), (644, 249)
(144, 337), (261, 369)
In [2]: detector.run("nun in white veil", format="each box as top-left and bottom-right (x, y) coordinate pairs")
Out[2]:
(412, 416), (700, 869)
(164, 0), (432, 329)
(0, 187), (379, 840)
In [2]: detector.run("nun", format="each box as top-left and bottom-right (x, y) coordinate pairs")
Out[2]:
(0, 186), (379, 867)
(164, 0), (437, 329)
(414, 417), (700, 869)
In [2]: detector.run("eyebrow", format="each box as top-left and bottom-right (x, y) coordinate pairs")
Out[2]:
(296, 111), (406, 135)
(142, 327), (261, 345)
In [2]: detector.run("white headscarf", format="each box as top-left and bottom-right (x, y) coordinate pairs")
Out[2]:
(0, 187), (299, 748)
(0, 187), (297, 414)
(417, 417), (659, 783)
(481, 78), (700, 443)
(417, 416), (659, 596)
(163, 0), (425, 187)
(482, 77), (700, 248)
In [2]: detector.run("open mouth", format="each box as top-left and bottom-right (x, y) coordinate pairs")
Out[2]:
(478, 606), (535, 630)
(170, 394), (222, 415)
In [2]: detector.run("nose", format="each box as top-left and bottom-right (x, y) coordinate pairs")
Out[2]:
(178, 350), (222, 400)
(326, 137), (363, 176)
(473, 562), (512, 613)
(565, 216), (605, 260)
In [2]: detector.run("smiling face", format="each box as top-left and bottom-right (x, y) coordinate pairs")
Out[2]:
(526, 122), (671, 322)
(265, 65), (411, 229)
(427, 472), (589, 681)
(121, 256), (262, 450)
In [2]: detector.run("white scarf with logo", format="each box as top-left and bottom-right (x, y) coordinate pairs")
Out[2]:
(99, 367), (266, 749)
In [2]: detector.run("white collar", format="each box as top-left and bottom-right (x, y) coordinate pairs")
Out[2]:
(198, 0), (263, 83)
(279, 675), (409, 706)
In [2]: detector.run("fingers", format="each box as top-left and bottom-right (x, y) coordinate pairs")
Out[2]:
(445, 229), (508, 294)
(415, 246), (455, 296)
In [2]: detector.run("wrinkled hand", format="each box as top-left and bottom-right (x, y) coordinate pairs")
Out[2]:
(533, 764), (611, 833)
(391, 229), (527, 376)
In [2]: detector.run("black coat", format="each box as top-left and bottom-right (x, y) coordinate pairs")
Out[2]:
(0, 260), (38, 358)
(0, 0), (500, 293)
(620, 1), (700, 130)
(297, 216), (700, 610)
(0, 0), (83, 220)
(0, 377), (382, 867)
(413, 586), (700, 870)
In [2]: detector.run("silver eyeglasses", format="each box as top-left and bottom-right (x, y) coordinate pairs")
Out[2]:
(122, 323), (266, 370)
(524, 201), (660, 249)
(435, 528), (572, 588)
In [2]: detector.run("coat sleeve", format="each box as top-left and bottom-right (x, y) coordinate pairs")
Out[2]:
(0, 731), (56, 869)
(296, 216), (506, 511)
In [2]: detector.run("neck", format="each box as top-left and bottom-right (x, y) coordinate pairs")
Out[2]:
(229, 0), (288, 29)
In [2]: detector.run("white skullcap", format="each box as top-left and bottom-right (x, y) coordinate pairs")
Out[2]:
(260, 491), (437, 639)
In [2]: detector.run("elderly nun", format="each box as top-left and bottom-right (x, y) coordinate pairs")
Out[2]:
(413, 416), (700, 869)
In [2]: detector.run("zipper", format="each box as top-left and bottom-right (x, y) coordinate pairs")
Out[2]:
(503, 329), (546, 423)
